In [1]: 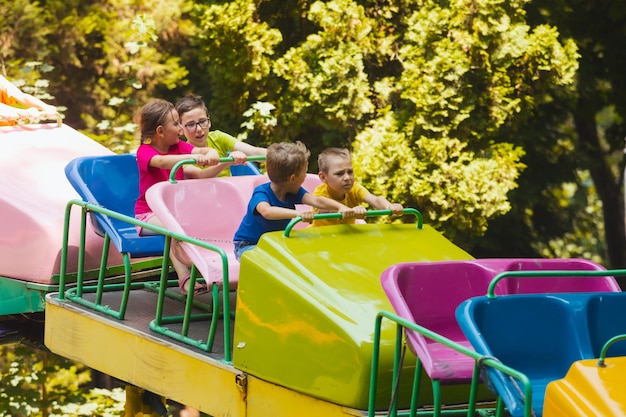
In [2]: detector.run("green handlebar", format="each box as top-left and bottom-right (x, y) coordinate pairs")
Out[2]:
(486, 268), (626, 299)
(597, 334), (626, 367)
(283, 208), (423, 237)
(169, 155), (266, 183)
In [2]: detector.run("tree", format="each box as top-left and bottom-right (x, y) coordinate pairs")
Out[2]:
(43, 0), (190, 152)
(522, 0), (626, 268)
(186, 0), (283, 146)
(268, 0), (576, 244)
(179, 0), (581, 246)
(5, 0), (609, 261)
(0, 342), (125, 417)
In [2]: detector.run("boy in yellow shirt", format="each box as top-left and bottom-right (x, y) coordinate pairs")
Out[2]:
(311, 148), (404, 227)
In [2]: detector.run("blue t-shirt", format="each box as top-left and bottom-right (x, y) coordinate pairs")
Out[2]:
(234, 182), (307, 244)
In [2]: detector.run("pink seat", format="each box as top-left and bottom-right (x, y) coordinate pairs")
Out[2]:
(380, 258), (618, 385)
(381, 261), (495, 382)
(146, 176), (251, 287)
(145, 174), (322, 287)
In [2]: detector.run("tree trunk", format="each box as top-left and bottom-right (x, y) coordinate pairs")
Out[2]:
(574, 107), (626, 271)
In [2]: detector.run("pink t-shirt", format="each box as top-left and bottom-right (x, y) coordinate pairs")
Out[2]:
(135, 140), (195, 215)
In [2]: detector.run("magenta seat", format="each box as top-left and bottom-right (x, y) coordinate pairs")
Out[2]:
(381, 261), (495, 382)
(380, 258), (619, 386)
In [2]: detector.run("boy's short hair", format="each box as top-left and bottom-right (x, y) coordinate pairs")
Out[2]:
(318, 148), (351, 173)
(175, 93), (208, 117)
(267, 141), (310, 183)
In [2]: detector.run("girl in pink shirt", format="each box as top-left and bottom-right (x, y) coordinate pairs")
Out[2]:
(135, 99), (221, 295)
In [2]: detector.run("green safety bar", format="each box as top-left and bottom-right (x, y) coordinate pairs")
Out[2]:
(369, 311), (531, 417)
(59, 199), (234, 362)
(283, 208), (423, 237)
(597, 334), (626, 367)
(486, 269), (626, 299)
(169, 155), (267, 183)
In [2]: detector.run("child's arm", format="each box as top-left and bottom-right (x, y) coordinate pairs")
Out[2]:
(255, 202), (303, 220)
(255, 199), (345, 223)
(227, 143), (267, 168)
(17, 94), (57, 117)
(363, 193), (404, 216)
(302, 194), (357, 219)
(185, 147), (228, 178)
(148, 150), (220, 178)
(0, 76), (57, 118)
(0, 103), (21, 120)
(233, 141), (267, 156)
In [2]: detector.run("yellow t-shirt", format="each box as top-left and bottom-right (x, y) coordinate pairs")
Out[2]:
(311, 182), (368, 227)
(193, 130), (238, 177)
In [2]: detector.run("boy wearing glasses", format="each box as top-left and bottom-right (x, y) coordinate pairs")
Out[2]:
(175, 94), (267, 176)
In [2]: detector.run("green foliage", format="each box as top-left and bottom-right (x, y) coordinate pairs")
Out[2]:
(273, 0), (377, 146)
(189, 0), (282, 138)
(0, 343), (124, 417)
(349, 0), (577, 242)
(531, 170), (606, 263)
(353, 111), (526, 242)
(238, 101), (277, 144)
(41, 0), (190, 153)
(0, 0), (51, 72)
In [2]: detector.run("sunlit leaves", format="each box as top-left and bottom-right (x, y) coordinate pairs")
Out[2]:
(191, 0), (282, 127)
(348, 0), (576, 241)
(0, 343), (125, 417)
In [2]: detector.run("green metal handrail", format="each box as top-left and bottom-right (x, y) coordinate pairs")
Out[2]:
(283, 208), (423, 237)
(58, 199), (234, 362)
(369, 311), (532, 417)
(486, 269), (626, 299)
(597, 334), (626, 367)
(169, 155), (267, 183)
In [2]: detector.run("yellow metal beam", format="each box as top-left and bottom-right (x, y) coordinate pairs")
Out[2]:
(45, 296), (365, 417)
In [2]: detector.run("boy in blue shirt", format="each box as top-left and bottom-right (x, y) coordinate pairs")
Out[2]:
(234, 141), (355, 260)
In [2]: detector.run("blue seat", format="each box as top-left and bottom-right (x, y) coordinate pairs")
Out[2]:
(456, 293), (592, 417)
(64, 154), (165, 319)
(65, 154), (164, 256)
(229, 161), (262, 176)
(586, 293), (626, 358)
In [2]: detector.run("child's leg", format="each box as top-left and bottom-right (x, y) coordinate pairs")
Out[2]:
(143, 216), (204, 294)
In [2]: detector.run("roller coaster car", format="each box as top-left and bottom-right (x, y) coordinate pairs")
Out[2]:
(457, 290), (626, 417)
(379, 260), (619, 416)
(0, 122), (121, 316)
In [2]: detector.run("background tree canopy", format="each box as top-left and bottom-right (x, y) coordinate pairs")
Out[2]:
(3, 0), (624, 269)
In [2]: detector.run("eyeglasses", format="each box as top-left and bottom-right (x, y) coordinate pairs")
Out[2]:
(182, 117), (210, 131)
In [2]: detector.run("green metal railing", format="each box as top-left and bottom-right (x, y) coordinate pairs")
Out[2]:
(486, 269), (626, 299)
(597, 334), (626, 367)
(58, 199), (234, 362)
(169, 156), (267, 183)
(283, 208), (424, 237)
(369, 311), (530, 417)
